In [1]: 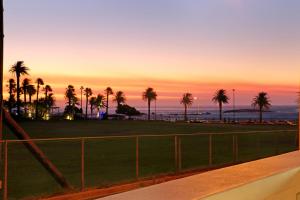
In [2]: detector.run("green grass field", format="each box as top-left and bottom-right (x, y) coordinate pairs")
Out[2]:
(1, 120), (298, 200)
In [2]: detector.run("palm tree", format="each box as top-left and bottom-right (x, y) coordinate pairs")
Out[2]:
(44, 85), (53, 100)
(142, 87), (157, 120)
(27, 85), (36, 103)
(9, 61), (29, 115)
(84, 88), (92, 119)
(80, 86), (84, 113)
(22, 78), (31, 103)
(212, 89), (229, 121)
(35, 78), (44, 119)
(89, 96), (97, 117)
(104, 87), (113, 117)
(7, 78), (16, 113)
(252, 92), (271, 123)
(180, 93), (193, 121)
(65, 85), (78, 107)
(113, 91), (126, 108)
(95, 94), (105, 115)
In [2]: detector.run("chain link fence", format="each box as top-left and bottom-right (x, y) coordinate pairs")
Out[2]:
(0, 130), (298, 200)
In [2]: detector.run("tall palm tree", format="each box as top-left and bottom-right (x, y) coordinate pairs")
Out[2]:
(22, 78), (31, 103)
(113, 91), (126, 108)
(104, 87), (113, 117)
(89, 96), (97, 118)
(65, 85), (78, 107)
(35, 78), (44, 119)
(7, 78), (16, 113)
(80, 86), (84, 113)
(180, 93), (193, 121)
(84, 88), (92, 119)
(44, 85), (52, 99)
(95, 94), (105, 114)
(27, 85), (36, 103)
(252, 92), (271, 123)
(212, 89), (229, 121)
(9, 61), (29, 115)
(142, 87), (157, 120)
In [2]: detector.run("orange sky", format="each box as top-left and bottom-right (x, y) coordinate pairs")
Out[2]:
(2, 0), (300, 108)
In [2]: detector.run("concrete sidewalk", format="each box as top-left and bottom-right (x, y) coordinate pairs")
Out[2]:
(99, 151), (300, 200)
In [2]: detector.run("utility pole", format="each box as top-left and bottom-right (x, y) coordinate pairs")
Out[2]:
(232, 89), (236, 122)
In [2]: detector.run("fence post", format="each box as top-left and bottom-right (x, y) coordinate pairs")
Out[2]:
(178, 136), (182, 171)
(174, 136), (178, 171)
(136, 136), (139, 179)
(209, 135), (212, 166)
(3, 141), (7, 200)
(81, 138), (85, 191)
(235, 135), (239, 162)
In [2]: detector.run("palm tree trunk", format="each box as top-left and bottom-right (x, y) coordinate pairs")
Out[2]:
(35, 85), (39, 119)
(219, 102), (222, 121)
(90, 105), (93, 119)
(148, 99), (151, 121)
(259, 107), (263, 123)
(184, 105), (187, 121)
(29, 94), (32, 103)
(16, 74), (20, 115)
(24, 89), (27, 103)
(85, 96), (88, 119)
(106, 94), (109, 116)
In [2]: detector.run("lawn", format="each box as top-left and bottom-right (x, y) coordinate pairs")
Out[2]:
(1, 120), (298, 200)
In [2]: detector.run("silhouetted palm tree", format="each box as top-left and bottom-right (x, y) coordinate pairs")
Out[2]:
(95, 94), (105, 114)
(7, 78), (16, 113)
(22, 78), (31, 103)
(35, 78), (44, 119)
(142, 87), (157, 120)
(80, 86), (84, 113)
(84, 88), (92, 119)
(9, 61), (29, 115)
(180, 93), (193, 121)
(113, 91), (126, 108)
(104, 87), (113, 117)
(212, 89), (229, 121)
(44, 85), (52, 100)
(65, 85), (78, 107)
(27, 85), (36, 103)
(89, 96), (97, 117)
(252, 92), (271, 123)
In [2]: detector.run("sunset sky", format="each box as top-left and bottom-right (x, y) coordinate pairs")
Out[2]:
(3, 0), (300, 108)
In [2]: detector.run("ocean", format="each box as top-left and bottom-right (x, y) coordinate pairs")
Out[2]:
(132, 105), (299, 121)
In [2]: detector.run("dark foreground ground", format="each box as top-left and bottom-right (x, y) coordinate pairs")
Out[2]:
(1, 120), (298, 199)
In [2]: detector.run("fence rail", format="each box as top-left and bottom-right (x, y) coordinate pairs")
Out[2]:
(0, 130), (298, 200)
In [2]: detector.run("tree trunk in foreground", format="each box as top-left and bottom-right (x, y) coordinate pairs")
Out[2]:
(3, 109), (71, 189)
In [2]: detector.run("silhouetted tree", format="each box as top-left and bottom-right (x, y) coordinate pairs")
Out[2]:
(95, 94), (105, 114)
(27, 85), (36, 103)
(212, 89), (229, 121)
(35, 78), (44, 119)
(84, 88), (92, 119)
(89, 96), (97, 117)
(252, 92), (271, 123)
(64, 85), (79, 117)
(113, 91), (126, 108)
(104, 87), (113, 117)
(43, 85), (52, 100)
(80, 86), (84, 114)
(22, 78), (31, 103)
(142, 87), (157, 120)
(180, 93), (193, 121)
(9, 61), (29, 115)
(6, 78), (16, 113)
